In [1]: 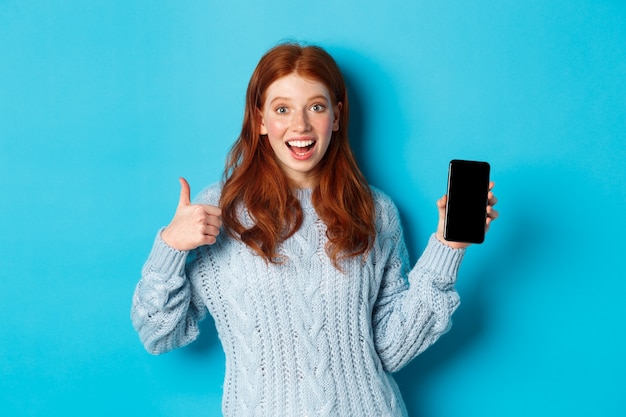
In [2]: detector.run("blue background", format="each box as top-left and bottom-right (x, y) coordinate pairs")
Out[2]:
(2, 1), (625, 416)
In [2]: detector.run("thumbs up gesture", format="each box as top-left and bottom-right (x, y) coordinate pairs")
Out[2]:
(161, 178), (223, 251)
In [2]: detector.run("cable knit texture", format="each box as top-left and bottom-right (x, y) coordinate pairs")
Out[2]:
(131, 183), (464, 417)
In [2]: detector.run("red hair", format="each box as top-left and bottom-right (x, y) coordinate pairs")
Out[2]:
(220, 43), (375, 269)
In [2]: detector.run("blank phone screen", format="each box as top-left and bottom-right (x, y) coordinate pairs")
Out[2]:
(444, 160), (490, 244)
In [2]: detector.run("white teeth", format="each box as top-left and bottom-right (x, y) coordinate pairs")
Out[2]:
(287, 140), (314, 148)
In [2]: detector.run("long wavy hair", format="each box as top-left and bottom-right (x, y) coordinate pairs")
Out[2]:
(220, 43), (375, 269)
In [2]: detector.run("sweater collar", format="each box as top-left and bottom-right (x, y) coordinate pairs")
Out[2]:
(294, 187), (313, 208)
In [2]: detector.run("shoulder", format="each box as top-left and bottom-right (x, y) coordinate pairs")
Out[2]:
(370, 186), (402, 231)
(192, 181), (223, 206)
(370, 186), (399, 217)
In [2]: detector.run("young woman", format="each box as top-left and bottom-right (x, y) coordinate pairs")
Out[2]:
(131, 43), (498, 417)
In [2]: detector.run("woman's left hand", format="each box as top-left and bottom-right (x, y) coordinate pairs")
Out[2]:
(435, 181), (499, 249)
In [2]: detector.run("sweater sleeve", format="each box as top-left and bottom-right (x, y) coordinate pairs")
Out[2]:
(130, 231), (207, 355)
(371, 196), (464, 373)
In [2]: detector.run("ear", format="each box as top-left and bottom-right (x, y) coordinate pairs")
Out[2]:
(332, 102), (342, 132)
(258, 109), (268, 135)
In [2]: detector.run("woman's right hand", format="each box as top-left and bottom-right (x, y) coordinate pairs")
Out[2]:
(161, 178), (223, 251)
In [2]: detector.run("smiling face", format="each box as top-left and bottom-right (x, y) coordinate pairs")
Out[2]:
(259, 73), (341, 188)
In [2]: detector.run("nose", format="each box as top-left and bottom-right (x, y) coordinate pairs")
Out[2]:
(291, 109), (311, 132)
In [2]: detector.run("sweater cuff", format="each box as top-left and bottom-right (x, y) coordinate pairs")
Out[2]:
(416, 234), (466, 278)
(142, 228), (189, 277)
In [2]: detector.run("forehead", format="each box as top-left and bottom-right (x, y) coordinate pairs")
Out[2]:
(264, 73), (332, 102)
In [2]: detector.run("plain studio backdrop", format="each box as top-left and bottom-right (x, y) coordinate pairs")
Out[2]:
(1, 1), (625, 416)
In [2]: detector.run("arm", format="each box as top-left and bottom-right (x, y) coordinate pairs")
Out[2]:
(131, 234), (207, 354)
(372, 183), (498, 371)
(131, 178), (222, 354)
(372, 197), (464, 372)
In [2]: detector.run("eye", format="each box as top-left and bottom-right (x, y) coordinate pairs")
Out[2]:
(275, 106), (288, 114)
(310, 103), (326, 112)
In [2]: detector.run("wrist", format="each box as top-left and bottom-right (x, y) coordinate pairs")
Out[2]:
(160, 227), (184, 251)
(435, 232), (470, 250)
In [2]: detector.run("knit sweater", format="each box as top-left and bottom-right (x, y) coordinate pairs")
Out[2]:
(131, 184), (465, 417)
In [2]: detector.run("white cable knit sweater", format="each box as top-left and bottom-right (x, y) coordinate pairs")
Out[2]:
(131, 184), (465, 417)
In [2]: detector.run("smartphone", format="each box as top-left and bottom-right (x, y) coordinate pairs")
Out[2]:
(444, 159), (491, 244)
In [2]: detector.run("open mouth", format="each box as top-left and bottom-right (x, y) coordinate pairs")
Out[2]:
(286, 139), (316, 157)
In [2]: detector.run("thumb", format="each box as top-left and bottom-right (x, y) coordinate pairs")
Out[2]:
(178, 177), (191, 207)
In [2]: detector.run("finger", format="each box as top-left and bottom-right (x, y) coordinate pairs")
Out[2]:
(211, 218), (223, 229)
(436, 195), (447, 209)
(178, 177), (191, 207)
(203, 224), (221, 237)
(205, 215), (223, 229)
(201, 204), (222, 217)
(489, 181), (495, 191)
(201, 227), (220, 245)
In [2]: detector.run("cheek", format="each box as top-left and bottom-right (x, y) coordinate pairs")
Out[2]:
(264, 119), (287, 154)
(316, 116), (335, 137)
(264, 117), (287, 138)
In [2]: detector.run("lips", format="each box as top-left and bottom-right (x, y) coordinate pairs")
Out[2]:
(286, 139), (316, 158)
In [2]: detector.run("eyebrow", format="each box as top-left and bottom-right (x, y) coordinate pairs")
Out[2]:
(269, 95), (330, 105)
